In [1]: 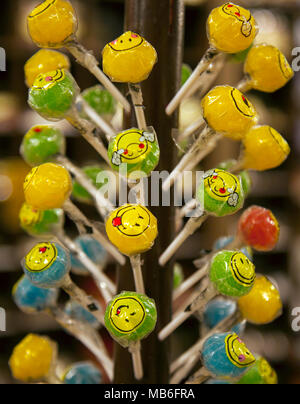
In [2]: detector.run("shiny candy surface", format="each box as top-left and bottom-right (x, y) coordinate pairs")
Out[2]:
(207, 3), (257, 54)
(238, 206), (280, 251)
(202, 332), (255, 378)
(19, 203), (63, 237)
(245, 44), (294, 93)
(242, 126), (290, 171)
(24, 163), (72, 210)
(72, 165), (106, 203)
(238, 356), (278, 384)
(70, 235), (107, 276)
(27, 0), (77, 48)
(106, 204), (158, 256)
(63, 362), (102, 385)
(218, 159), (252, 196)
(196, 169), (245, 217)
(64, 301), (100, 328)
(108, 128), (160, 179)
(238, 275), (282, 324)
(104, 291), (157, 348)
(25, 49), (70, 88)
(81, 85), (117, 119)
(21, 125), (66, 166)
(201, 86), (257, 139)
(28, 69), (79, 121)
(9, 334), (56, 382)
(22, 242), (70, 288)
(102, 31), (157, 83)
(210, 250), (255, 297)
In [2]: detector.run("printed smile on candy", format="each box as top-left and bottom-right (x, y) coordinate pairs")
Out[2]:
(231, 89), (255, 118)
(225, 334), (255, 368)
(112, 206), (151, 237)
(222, 3), (252, 37)
(25, 243), (58, 273)
(33, 69), (65, 90)
(28, 0), (57, 18)
(109, 296), (146, 333)
(109, 32), (144, 52)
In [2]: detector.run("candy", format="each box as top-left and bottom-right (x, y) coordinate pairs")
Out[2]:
(241, 125), (290, 171)
(19, 202), (64, 237)
(238, 275), (282, 324)
(24, 163), (72, 211)
(173, 263), (184, 289)
(166, 3), (257, 115)
(102, 32), (157, 84)
(63, 362), (102, 385)
(237, 356), (278, 384)
(209, 250), (255, 297)
(25, 49), (71, 88)
(218, 159), (252, 196)
(13, 275), (59, 314)
(72, 165), (107, 204)
(108, 128), (160, 179)
(70, 235), (107, 276)
(106, 204), (158, 256)
(81, 85), (117, 120)
(201, 332), (255, 379)
(238, 206), (280, 251)
(29, 69), (79, 121)
(21, 125), (66, 166)
(64, 301), (100, 328)
(243, 44), (294, 93)
(9, 334), (58, 383)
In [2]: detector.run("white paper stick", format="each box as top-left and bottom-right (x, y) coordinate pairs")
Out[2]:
(178, 116), (205, 142)
(129, 341), (143, 380)
(237, 77), (252, 93)
(173, 263), (209, 302)
(128, 83), (147, 130)
(130, 255), (145, 295)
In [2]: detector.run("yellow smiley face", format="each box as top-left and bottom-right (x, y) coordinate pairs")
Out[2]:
(32, 69), (65, 90)
(259, 358), (278, 384)
(29, 0), (57, 18)
(222, 3), (253, 37)
(19, 203), (42, 227)
(109, 32), (144, 52)
(225, 333), (256, 368)
(205, 169), (239, 201)
(106, 204), (158, 256)
(231, 88), (255, 118)
(112, 130), (151, 165)
(25, 243), (57, 273)
(23, 167), (38, 192)
(230, 252), (256, 287)
(108, 296), (146, 334)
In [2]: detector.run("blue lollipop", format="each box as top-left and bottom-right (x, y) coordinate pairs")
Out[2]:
(63, 362), (102, 385)
(213, 236), (253, 260)
(70, 236), (107, 276)
(64, 301), (100, 329)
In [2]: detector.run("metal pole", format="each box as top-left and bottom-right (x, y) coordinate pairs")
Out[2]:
(114, 0), (185, 384)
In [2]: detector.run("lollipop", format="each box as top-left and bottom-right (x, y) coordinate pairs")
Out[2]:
(159, 169), (245, 266)
(231, 125), (290, 172)
(173, 263), (184, 289)
(62, 362), (103, 385)
(163, 86), (257, 191)
(28, 70), (111, 162)
(64, 300), (101, 329)
(106, 204), (158, 293)
(21, 125), (113, 216)
(187, 332), (255, 384)
(72, 165), (108, 205)
(108, 128), (160, 180)
(159, 250), (255, 341)
(9, 334), (60, 384)
(27, 0), (130, 111)
(103, 32), (157, 130)
(23, 163), (125, 265)
(22, 241), (105, 323)
(24, 49), (70, 88)
(237, 356), (278, 385)
(238, 44), (294, 93)
(166, 2), (257, 115)
(105, 291), (157, 380)
(12, 276), (113, 380)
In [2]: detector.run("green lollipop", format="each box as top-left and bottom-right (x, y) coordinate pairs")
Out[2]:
(81, 85), (117, 120)
(72, 165), (107, 204)
(21, 125), (66, 166)
(238, 357), (278, 385)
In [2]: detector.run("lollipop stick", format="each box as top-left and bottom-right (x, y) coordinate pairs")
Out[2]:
(130, 255), (145, 294)
(237, 76), (252, 93)
(55, 154), (114, 217)
(159, 285), (217, 341)
(77, 96), (116, 141)
(128, 83), (147, 130)
(56, 231), (115, 301)
(166, 48), (220, 115)
(178, 116), (205, 142)
(66, 109), (110, 164)
(63, 199), (126, 265)
(162, 127), (215, 192)
(159, 214), (208, 267)
(185, 368), (211, 385)
(62, 274), (104, 324)
(129, 341), (143, 380)
(173, 262), (209, 302)
(67, 39), (131, 113)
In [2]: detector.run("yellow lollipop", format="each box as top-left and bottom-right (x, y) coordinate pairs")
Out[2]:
(240, 126), (290, 171)
(9, 334), (57, 383)
(242, 44), (294, 93)
(25, 49), (70, 88)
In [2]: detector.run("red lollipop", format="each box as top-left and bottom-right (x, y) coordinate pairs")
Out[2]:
(238, 206), (280, 251)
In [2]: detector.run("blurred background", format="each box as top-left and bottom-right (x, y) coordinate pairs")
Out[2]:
(0, 0), (299, 384)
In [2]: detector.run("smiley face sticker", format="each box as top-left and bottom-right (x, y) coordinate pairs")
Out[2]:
(32, 70), (65, 91)
(230, 88), (255, 118)
(259, 357), (278, 384)
(204, 169), (240, 207)
(28, 0), (57, 19)
(221, 3), (253, 37)
(106, 204), (158, 256)
(230, 252), (256, 287)
(109, 32), (144, 52)
(109, 296), (146, 333)
(225, 333), (256, 368)
(25, 242), (58, 273)
(19, 203), (42, 228)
